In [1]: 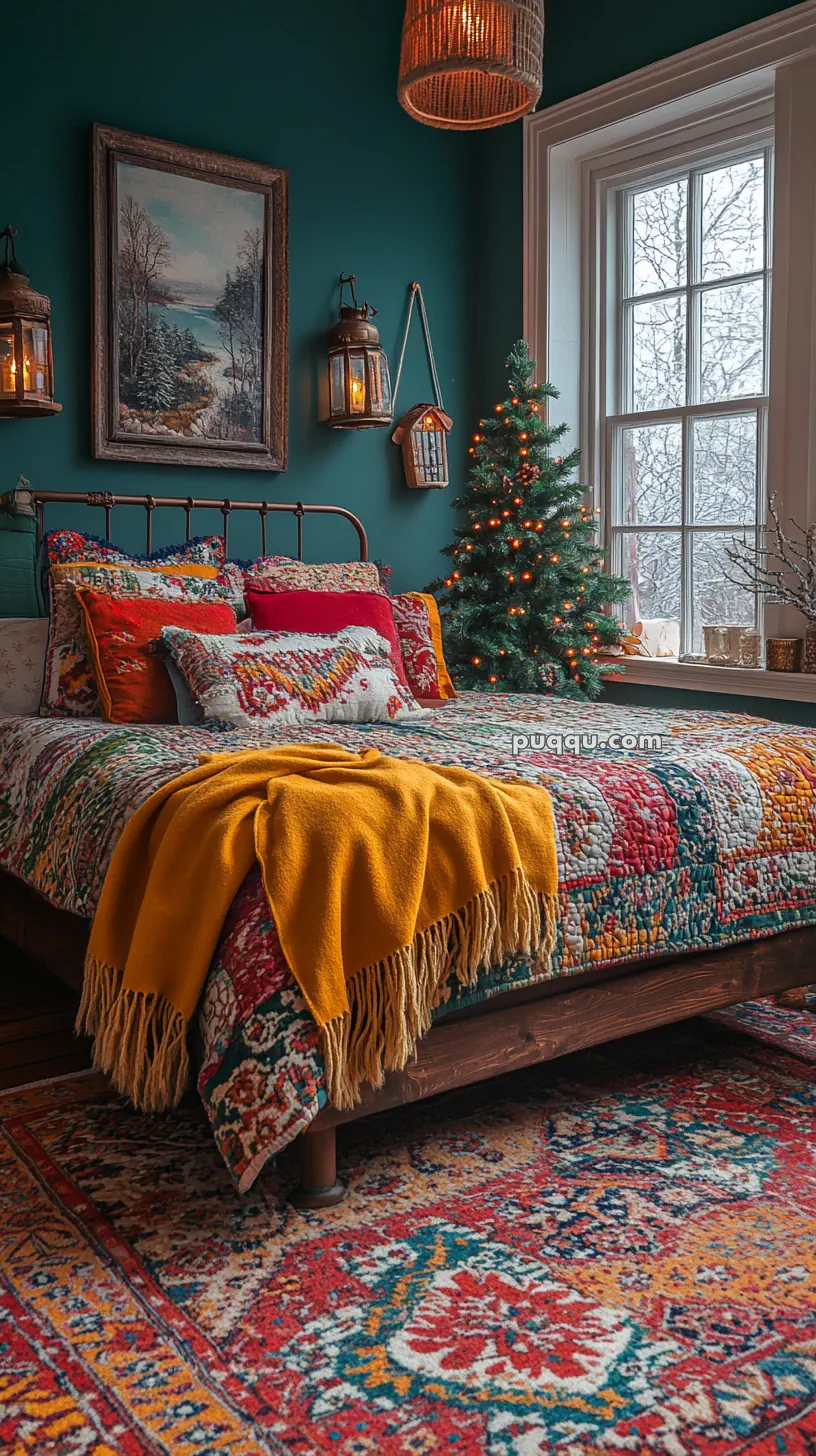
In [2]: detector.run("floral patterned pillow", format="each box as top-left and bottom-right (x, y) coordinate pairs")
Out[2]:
(0, 618), (49, 716)
(391, 593), (456, 701)
(41, 562), (241, 719)
(43, 529), (226, 570)
(243, 560), (387, 598)
(161, 625), (425, 728)
(235, 553), (294, 575)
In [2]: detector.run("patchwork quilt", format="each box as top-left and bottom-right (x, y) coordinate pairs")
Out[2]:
(2, 693), (816, 1191)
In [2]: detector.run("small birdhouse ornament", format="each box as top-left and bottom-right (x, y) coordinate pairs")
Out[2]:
(391, 282), (453, 489)
(393, 403), (453, 489)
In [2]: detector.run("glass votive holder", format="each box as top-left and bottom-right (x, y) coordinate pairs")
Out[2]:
(766, 637), (803, 672)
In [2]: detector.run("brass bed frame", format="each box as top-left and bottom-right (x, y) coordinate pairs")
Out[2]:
(1, 488), (813, 1209)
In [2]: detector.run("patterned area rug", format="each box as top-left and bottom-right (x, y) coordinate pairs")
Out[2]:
(1, 1013), (815, 1455)
(709, 995), (816, 1061)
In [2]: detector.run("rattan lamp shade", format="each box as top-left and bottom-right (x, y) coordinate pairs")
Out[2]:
(398, 0), (544, 131)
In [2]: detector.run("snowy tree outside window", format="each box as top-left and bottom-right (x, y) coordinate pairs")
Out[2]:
(609, 146), (772, 656)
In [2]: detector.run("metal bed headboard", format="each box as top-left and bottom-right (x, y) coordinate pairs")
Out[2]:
(6, 488), (368, 561)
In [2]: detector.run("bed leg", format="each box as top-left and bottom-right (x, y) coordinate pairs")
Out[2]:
(291, 1125), (346, 1209)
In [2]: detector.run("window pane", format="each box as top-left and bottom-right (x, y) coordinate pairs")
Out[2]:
(701, 156), (765, 283)
(700, 279), (764, 403)
(631, 296), (686, 411)
(692, 413), (757, 523)
(619, 422), (682, 524)
(619, 532), (681, 631)
(690, 530), (756, 653)
(631, 179), (688, 295)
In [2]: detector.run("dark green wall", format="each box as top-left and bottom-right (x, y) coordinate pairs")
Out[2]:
(2, 0), (478, 590)
(607, 681), (816, 726)
(477, 0), (813, 723)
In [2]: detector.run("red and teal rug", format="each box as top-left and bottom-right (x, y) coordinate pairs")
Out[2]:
(1, 1001), (815, 1454)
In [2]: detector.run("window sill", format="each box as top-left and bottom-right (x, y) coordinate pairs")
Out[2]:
(601, 655), (816, 702)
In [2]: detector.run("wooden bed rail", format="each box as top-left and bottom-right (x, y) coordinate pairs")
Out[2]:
(1, 485), (369, 562)
(3, 865), (813, 1209)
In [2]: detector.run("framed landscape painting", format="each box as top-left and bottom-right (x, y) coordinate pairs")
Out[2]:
(92, 124), (288, 471)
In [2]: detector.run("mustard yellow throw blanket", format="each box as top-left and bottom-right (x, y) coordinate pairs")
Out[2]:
(78, 744), (559, 1113)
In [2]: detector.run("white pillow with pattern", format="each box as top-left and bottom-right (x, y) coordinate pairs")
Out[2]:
(161, 624), (425, 728)
(0, 618), (49, 716)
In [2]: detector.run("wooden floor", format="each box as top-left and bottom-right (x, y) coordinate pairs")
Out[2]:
(0, 938), (92, 1090)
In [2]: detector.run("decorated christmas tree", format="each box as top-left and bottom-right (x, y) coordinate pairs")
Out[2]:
(431, 341), (630, 700)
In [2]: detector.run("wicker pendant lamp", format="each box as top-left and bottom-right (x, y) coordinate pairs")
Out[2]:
(398, 0), (544, 131)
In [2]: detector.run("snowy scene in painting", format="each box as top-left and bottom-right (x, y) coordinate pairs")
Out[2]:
(115, 162), (265, 443)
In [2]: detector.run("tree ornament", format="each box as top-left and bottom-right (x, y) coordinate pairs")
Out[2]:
(515, 462), (540, 489)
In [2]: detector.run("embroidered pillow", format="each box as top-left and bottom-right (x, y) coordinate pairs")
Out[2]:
(391, 593), (456, 701)
(245, 555), (392, 594)
(43, 529), (226, 570)
(77, 590), (237, 724)
(245, 588), (409, 686)
(42, 562), (237, 719)
(234, 553), (294, 575)
(161, 625), (425, 728)
(0, 618), (49, 716)
(243, 560), (387, 597)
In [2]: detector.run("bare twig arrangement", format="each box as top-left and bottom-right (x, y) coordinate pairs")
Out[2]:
(725, 493), (816, 622)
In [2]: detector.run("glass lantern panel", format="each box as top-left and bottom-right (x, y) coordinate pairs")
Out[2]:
(22, 321), (50, 399)
(413, 429), (445, 483)
(329, 353), (347, 416)
(348, 354), (366, 414)
(368, 350), (391, 415)
(0, 323), (15, 397)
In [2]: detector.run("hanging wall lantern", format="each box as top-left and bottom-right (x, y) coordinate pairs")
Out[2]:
(391, 282), (453, 488)
(326, 274), (392, 429)
(398, 0), (545, 131)
(0, 227), (62, 419)
(393, 404), (453, 489)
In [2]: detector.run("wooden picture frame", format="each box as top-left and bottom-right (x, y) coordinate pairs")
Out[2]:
(91, 123), (288, 472)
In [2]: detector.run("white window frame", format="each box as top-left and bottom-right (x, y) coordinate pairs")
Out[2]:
(524, 0), (816, 701)
(606, 130), (774, 658)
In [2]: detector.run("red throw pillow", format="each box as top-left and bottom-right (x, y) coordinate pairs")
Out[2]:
(245, 588), (409, 686)
(77, 590), (237, 724)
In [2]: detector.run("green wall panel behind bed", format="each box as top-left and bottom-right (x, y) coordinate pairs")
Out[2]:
(0, 0), (480, 594)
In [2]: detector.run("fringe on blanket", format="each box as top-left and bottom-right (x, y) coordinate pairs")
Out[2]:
(321, 866), (558, 1110)
(77, 967), (190, 1113)
(78, 865), (557, 1115)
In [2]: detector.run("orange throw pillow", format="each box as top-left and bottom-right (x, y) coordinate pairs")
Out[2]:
(390, 592), (456, 701)
(77, 590), (237, 724)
